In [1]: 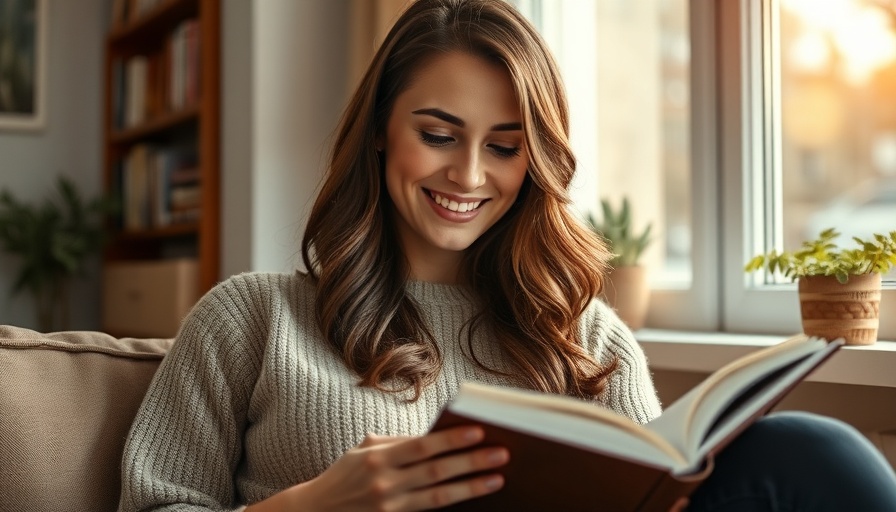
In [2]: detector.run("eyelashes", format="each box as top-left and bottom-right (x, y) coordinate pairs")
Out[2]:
(489, 144), (522, 158)
(418, 130), (453, 147)
(417, 130), (521, 159)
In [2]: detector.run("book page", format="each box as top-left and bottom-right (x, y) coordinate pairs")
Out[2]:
(694, 346), (837, 460)
(449, 383), (689, 469)
(646, 335), (834, 471)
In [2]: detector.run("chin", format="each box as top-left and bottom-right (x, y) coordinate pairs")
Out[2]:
(428, 234), (479, 253)
(435, 240), (476, 253)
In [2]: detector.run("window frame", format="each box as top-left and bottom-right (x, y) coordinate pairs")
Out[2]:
(719, 0), (800, 336)
(520, 0), (896, 339)
(646, 0), (721, 331)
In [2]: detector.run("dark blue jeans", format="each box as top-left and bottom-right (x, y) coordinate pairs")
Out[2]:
(687, 411), (896, 511)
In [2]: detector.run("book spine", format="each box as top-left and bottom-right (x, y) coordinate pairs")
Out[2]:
(112, 59), (125, 129)
(635, 457), (713, 512)
(125, 56), (148, 127)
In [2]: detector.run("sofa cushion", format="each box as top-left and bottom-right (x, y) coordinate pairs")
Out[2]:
(0, 325), (173, 512)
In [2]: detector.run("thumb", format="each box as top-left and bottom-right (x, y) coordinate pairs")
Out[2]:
(668, 496), (690, 512)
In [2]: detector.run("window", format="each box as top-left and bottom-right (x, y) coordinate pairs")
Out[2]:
(515, 0), (896, 338)
(780, 0), (896, 259)
(722, 0), (896, 338)
(513, 0), (718, 330)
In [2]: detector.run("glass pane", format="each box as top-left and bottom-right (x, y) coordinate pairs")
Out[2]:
(595, 0), (692, 284)
(779, 0), (896, 279)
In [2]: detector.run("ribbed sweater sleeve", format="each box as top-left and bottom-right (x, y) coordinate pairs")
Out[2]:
(119, 276), (266, 511)
(580, 299), (663, 424)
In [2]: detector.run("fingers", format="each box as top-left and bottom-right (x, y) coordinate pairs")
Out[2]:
(400, 444), (509, 490)
(382, 428), (509, 509)
(349, 427), (510, 511)
(383, 426), (486, 467)
(390, 471), (505, 511)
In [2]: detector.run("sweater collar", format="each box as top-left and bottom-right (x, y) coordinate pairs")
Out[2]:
(405, 280), (474, 306)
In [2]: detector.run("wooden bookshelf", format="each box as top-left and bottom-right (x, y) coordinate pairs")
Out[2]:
(102, 0), (220, 331)
(109, 105), (200, 144)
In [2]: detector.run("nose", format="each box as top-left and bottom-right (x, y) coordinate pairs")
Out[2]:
(446, 149), (486, 192)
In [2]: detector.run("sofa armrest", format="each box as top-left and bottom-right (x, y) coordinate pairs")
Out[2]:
(0, 325), (173, 512)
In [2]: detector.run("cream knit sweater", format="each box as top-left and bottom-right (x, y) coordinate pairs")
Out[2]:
(119, 272), (661, 510)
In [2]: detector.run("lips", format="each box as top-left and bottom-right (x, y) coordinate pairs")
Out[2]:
(427, 190), (485, 213)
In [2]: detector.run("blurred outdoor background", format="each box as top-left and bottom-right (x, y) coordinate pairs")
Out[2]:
(586, 0), (896, 283)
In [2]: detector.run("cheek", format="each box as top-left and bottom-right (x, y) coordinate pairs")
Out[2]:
(497, 162), (529, 199)
(384, 147), (436, 215)
(386, 143), (439, 186)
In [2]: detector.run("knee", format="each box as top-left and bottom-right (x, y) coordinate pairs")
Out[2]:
(746, 411), (875, 463)
(758, 410), (853, 432)
(756, 411), (860, 443)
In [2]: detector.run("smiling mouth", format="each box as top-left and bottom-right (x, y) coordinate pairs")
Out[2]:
(427, 190), (485, 213)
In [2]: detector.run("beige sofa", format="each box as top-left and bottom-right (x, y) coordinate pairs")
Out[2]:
(0, 325), (173, 511)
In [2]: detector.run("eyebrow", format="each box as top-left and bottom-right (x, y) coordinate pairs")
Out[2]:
(411, 108), (522, 132)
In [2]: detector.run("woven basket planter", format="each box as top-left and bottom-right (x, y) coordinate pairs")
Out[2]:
(798, 273), (881, 346)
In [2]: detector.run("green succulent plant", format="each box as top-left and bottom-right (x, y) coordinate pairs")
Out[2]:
(587, 197), (654, 267)
(0, 176), (117, 331)
(744, 228), (896, 284)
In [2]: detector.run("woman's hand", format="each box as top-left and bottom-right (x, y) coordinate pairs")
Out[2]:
(250, 425), (508, 511)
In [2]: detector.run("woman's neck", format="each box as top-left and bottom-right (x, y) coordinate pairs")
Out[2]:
(407, 255), (462, 284)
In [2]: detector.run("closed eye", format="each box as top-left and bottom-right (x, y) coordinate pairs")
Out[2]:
(419, 130), (454, 147)
(488, 144), (521, 159)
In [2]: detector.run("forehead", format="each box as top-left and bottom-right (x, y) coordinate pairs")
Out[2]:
(394, 51), (522, 123)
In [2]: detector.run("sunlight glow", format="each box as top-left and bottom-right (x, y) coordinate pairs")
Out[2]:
(782, 0), (896, 83)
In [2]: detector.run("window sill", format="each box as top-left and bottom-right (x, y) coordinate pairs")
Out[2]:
(635, 329), (896, 389)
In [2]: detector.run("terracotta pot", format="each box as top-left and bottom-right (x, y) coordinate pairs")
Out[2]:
(798, 273), (881, 346)
(601, 265), (650, 331)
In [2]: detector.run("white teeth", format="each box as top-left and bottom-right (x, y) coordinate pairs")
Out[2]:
(431, 193), (482, 213)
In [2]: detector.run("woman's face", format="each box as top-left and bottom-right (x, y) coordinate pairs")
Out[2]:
(383, 51), (529, 283)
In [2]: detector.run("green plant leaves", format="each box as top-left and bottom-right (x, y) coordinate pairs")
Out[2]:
(0, 176), (118, 298)
(587, 197), (654, 267)
(744, 228), (896, 282)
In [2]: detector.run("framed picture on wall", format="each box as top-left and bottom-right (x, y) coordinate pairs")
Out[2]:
(0, 0), (47, 131)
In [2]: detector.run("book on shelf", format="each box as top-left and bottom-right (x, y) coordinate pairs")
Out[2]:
(119, 144), (199, 230)
(111, 18), (200, 130)
(110, 0), (168, 28)
(430, 334), (844, 511)
(169, 19), (201, 111)
(127, 0), (164, 23)
(124, 56), (149, 128)
(112, 59), (126, 130)
(110, 0), (129, 30)
(122, 144), (151, 230)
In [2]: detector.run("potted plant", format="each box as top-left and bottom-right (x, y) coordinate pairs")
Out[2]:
(744, 228), (896, 345)
(0, 176), (117, 331)
(587, 197), (654, 330)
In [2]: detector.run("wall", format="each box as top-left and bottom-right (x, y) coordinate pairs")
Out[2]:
(221, 0), (350, 277)
(0, 0), (108, 330)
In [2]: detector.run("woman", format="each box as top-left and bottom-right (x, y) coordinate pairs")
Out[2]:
(120, 1), (896, 510)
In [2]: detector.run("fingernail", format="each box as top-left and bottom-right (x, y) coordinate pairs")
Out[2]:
(488, 449), (508, 464)
(484, 475), (504, 490)
(463, 427), (483, 442)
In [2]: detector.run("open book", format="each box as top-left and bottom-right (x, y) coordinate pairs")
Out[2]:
(431, 335), (843, 511)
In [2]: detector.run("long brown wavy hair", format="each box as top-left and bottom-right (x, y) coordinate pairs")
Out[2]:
(302, 0), (617, 400)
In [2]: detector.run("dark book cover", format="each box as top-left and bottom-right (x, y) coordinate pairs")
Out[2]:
(432, 409), (709, 511)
